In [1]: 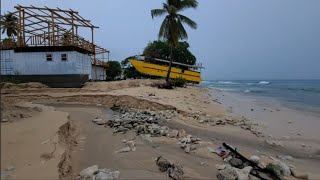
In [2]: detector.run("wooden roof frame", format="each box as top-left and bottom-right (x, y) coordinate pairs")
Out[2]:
(1, 5), (110, 57)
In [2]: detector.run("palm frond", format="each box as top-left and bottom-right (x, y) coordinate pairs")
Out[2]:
(170, 0), (198, 11)
(159, 17), (170, 40)
(176, 19), (188, 40)
(151, 9), (167, 19)
(177, 14), (197, 29)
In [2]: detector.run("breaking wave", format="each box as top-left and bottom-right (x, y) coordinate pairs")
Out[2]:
(217, 81), (239, 85)
(258, 81), (270, 85)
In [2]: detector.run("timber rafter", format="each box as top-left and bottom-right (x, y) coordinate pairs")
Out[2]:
(1, 5), (110, 62)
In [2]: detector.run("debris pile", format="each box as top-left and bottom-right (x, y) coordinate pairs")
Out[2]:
(115, 139), (136, 153)
(214, 143), (308, 180)
(77, 165), (120, 180)
(103, 107), (177, 135)
(95, 107), (203, 153)
(156, 156), (184, 180)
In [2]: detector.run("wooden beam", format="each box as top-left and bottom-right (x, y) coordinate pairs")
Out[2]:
(25, 26), (48, 33)
(24, 20), (46, 27)
(71, 12), (74, 45)
(18, 7), (22, 46)
(22, 9), (26, 46)
(15, 5), (79, 14)
(68, 8), (94, 27)
(51, 11), (55, 46)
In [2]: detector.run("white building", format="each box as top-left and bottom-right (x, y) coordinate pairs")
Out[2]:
(0, 6), (110, 87)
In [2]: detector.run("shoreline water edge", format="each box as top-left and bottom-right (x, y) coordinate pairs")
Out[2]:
(200, 80), (320, 139)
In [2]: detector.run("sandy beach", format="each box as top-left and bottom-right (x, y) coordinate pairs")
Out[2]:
(1, 79), (319, 179)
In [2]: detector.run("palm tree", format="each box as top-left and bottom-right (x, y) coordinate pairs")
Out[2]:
(1, 12), (18, 39)
(151, 0), (198, 82)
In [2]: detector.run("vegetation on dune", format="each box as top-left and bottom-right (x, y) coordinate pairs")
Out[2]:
(151, 0), (198, 82)
(105, 61), (122, 80)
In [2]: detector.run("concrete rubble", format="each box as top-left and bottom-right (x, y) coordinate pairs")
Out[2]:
(77, 165), (119, 180)
(189, 113), (263, 137)
(105, 107), (178, 136)
(179, 135), (200, 153)
(103, 107), (201, 153)
(156, 156), (184, 180)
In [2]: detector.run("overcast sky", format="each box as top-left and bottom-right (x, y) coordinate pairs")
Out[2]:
(1, 0), (320, 80)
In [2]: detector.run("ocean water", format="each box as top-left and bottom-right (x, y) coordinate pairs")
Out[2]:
(200, 80), (320, 113)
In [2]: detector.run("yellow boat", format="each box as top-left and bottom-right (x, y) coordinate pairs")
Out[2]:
(129, 56), (203, 83)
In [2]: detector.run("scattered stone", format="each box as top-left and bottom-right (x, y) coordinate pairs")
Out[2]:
(290, 168), (308, 179)
(168, 130), (179, 138)
(92, 118), (103, 123)
(125, 140), (135, 147)
(184, 144), (191, 153)
(115, 147), (131, 153)
(229, 158), (244, 169)
(288, 121), (292, 124)
(236, 166), (252, 180)
(217, 165), (238, 180)
(5, 166), (15, 171)
(95, 172), (113, 180)
(301, 144), (306, 148)
(266, 160), (291, 178)
(79, 165), (99, 178)
(178, 129), (187, 138)
(131, 147), (136, 152)
(1, 119), (8, 123)
(265, 140), (283, 147)
(249, 155), (260, 164)
(78, 167), (119, 180)
(156, 156), (183, 180)
(215, 164), (226, 170)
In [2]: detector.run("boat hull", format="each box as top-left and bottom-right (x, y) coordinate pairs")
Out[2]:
(129, 60), (202, 83)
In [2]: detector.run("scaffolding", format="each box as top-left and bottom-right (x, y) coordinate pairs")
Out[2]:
(0, 5), (110, 67)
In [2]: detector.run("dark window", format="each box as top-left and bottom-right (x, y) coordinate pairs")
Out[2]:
(61, 54), (67, 61)
(46, 53), (52, 61)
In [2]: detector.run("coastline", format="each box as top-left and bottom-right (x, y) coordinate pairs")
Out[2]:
(208, 88), (320, 140)
(1, 79), (320, 179)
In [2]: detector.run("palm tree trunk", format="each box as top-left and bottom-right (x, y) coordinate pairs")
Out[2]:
(166, 45), (173, 82)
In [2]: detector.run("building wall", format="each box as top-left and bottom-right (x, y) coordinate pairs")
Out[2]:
(91, 65), (106, 80)
(1, 50), (14, 75)
(12, 51), (91, 75)
(0, 50), (105, 81)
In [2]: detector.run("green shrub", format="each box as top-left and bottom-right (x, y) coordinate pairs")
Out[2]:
(170, 77), (187, 88)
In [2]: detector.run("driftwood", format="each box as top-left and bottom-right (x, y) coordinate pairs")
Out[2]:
(222, 143), (281, 180)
